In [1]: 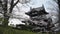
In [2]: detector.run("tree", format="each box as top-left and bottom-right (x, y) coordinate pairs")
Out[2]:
(2, 0), (19, 26)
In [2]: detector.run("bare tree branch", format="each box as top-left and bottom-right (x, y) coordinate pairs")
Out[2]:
(9, 0), (19, 13)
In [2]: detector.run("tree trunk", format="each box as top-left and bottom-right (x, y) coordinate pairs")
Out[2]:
(3, 0), (8, 26)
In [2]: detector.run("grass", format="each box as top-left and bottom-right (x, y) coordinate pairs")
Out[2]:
(0, 26), (37, 34)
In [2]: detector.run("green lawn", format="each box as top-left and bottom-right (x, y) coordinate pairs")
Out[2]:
(0, 26), (37, 34)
